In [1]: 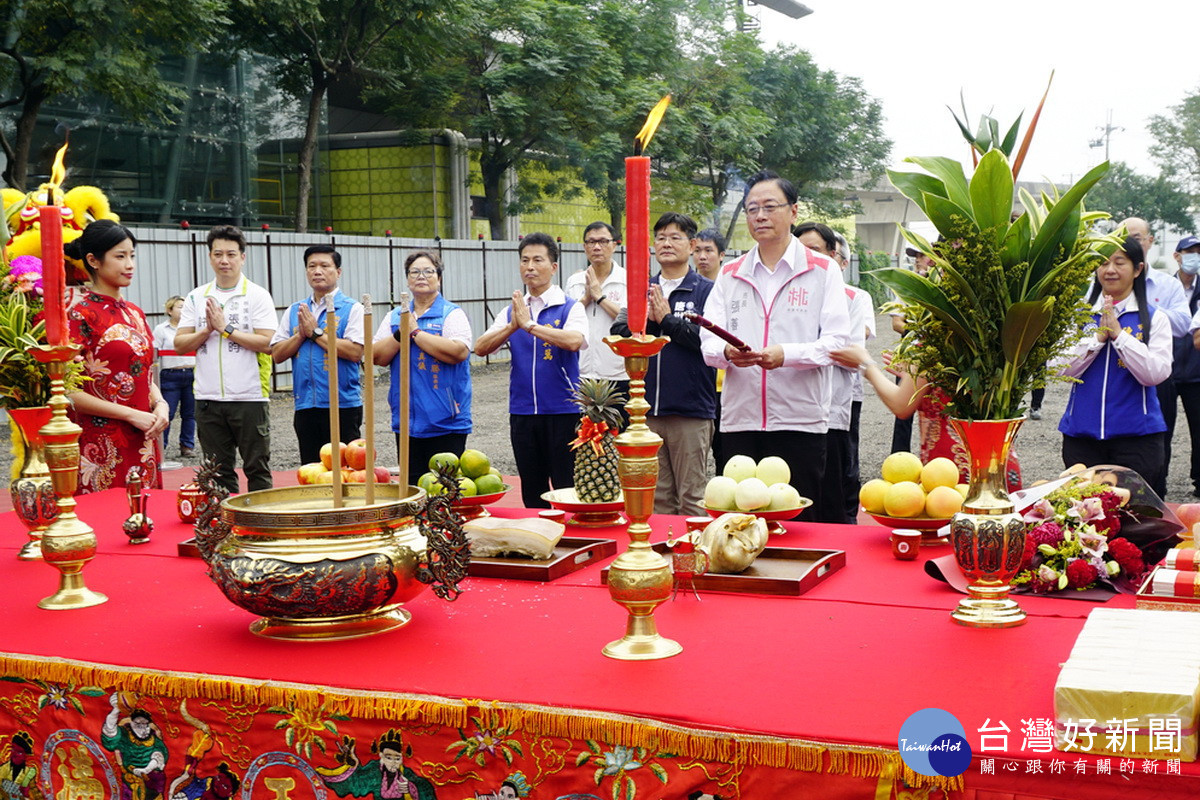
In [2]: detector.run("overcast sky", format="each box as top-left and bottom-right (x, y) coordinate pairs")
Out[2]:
(759, 0), (1197, 187)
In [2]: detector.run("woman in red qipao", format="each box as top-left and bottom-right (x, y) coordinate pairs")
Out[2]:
(832, 344), (1021, 491)
(65, 220), (168, 493)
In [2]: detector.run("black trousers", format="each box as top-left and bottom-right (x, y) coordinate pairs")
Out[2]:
(1062, 432), (1166, 496)
(1158, 379), (1200, 498)
(294, 406), (363, 467)
(721, 430), (827, 521)
(511, 413), (577, 508)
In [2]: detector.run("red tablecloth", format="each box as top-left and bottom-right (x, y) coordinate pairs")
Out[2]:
(2, 489), (1197, 799)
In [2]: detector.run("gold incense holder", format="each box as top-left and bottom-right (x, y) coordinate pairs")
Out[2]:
(30, 344), (107, 610)
(601, 334), (681, 660)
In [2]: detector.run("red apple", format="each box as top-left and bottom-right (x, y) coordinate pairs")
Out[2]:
(374, 466), (392, 484)
(345, 438), (368, 471)
(348, 469), (367, 483)
(296, 462), (326, 485)
(320, 441), (348, 470)
(314, 470), (334, 484)
(1177, 503), (1200, 538)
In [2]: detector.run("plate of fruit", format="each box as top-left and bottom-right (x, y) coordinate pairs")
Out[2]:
(295, 439), (394, 485)
(860, 453), (964, 543)
(416, 449), (509, 520)
(704, 455), (812, 534)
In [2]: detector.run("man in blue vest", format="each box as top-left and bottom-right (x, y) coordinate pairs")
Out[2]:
(271, 245), (365, 465)
(475, 233), (587, 508)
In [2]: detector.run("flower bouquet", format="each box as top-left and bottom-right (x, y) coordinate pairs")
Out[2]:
(1014, 466), (1183, 595)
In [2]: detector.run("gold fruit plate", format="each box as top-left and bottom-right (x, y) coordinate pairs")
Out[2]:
(865, 512), (951, 545)
(705, 499), (813, 535)
(543, 487), (626, 528)
(449, 484), (510, 521)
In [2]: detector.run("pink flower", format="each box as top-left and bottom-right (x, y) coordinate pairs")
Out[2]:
(1022, 499), (1056, 524)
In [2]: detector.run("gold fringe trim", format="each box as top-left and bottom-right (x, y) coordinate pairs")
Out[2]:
(0, 654), (963, 794)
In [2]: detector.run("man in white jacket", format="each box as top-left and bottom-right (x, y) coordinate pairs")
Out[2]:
(700, 171), (851, 522)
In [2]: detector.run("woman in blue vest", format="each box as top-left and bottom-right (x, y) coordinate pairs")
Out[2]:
(372, 251), (473, 479)
(1058, 237), (1172, 487)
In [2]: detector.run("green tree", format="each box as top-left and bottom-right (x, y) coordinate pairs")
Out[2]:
(386, 0), (633, 239)
(229, 0), (448, 231)
(1085, 161), (1194, 233)
(1149, 91), (1200, 196)
(751, 46), (891, 217)
(0, 0), (225, 191)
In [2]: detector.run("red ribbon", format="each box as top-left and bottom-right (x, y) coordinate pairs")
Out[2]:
(569, 419), (610, 456)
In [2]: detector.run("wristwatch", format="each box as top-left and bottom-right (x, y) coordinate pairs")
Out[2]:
(522, 319), (536, 332)
(311, 327), (325, 340)
(221, 323), (235, 339)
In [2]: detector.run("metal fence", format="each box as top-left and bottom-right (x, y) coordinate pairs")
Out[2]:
(123, 227), (878, 392)
(126, 228), (641, 391)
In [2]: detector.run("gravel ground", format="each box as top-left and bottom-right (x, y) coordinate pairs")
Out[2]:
(4, 314), (1196, 502)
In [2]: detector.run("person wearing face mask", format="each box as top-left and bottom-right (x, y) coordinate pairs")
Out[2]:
(1173, 234), (1200, 498)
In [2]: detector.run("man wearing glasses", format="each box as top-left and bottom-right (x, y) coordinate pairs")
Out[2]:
(700, 171), (851, 523)
(566, 222), (629, 402)
(612, 212), (715, 515)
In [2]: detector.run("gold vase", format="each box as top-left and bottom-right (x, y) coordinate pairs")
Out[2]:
(601, 334), (681, 661)
(8, 406), (58, 560)
(947, 417), (1026, 628)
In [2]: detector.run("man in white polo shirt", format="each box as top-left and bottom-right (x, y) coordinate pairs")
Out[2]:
(175, 225), (278, 493)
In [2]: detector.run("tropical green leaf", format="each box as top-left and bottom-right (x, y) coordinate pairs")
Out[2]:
(921, 193), (978, 237)
(69, 696), (85, 714)
(649, 763), (668, 783)
(510, 742), (524, 756)
(1001, 299), (1054, 366)
(999, 114), (1022, 154)
(905, 156), (972, 211)
(969, 150), (1014, 247)
(274, 718), (289, 729)
(886, 169), (947, 213)
(593, 766), (604, 786)
(873, 268), (977, 346)
(1000, 213), (1031, 270)
(623, 776), (635, 800)
(576, 751), (592, 767)
(1027, 161), (1109, 280)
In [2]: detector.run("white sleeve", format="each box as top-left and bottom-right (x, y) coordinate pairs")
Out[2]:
(483, 307), (513, 337)
(565, 300), (589, 349)
(441, 307), (474, 349)
(374, 310), (399, 341)
(251, 288), (280, 331)
(1055, 326), (1105, 379)
(343, 302), (365, 345)
(1112, 310), (1174, 386)
(1149, 272), (1192, 338)
(270, 306), (293, 346)
(564, 272), (585, 301)
(178, 291), (200, 330)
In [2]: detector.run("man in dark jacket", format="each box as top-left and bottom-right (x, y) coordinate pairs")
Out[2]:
(612, 212), (715, 514)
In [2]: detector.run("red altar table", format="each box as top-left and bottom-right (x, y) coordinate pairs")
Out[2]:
(0, 488), (1197, 800)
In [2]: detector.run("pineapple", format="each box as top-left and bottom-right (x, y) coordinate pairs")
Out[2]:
(570, 378), (625, 503)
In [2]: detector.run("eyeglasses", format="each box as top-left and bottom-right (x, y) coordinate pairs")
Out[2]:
(745, 202), (791, 216)
(408, 268), (438, 277)
(584, 238), (614, 247)
(654, 234), (689, 244)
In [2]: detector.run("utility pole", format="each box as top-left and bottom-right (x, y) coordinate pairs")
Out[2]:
(1089, 110), (1123, 161)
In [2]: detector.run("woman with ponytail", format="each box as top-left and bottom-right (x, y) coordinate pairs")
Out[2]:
(65, 219), (167, 493)
(1057, 236), (1173, 488)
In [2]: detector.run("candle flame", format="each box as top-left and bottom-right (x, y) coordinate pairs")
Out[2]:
(634, 95), (671, 155)
(49, 142), (68, 188)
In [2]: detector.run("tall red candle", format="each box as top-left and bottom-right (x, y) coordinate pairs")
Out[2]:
(625, 155), (650, 335)
(39, 205), (66, 346)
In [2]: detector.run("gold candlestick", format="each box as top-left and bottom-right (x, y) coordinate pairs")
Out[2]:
(601, 334), (680, 660)
(30, 344), (107, 610)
